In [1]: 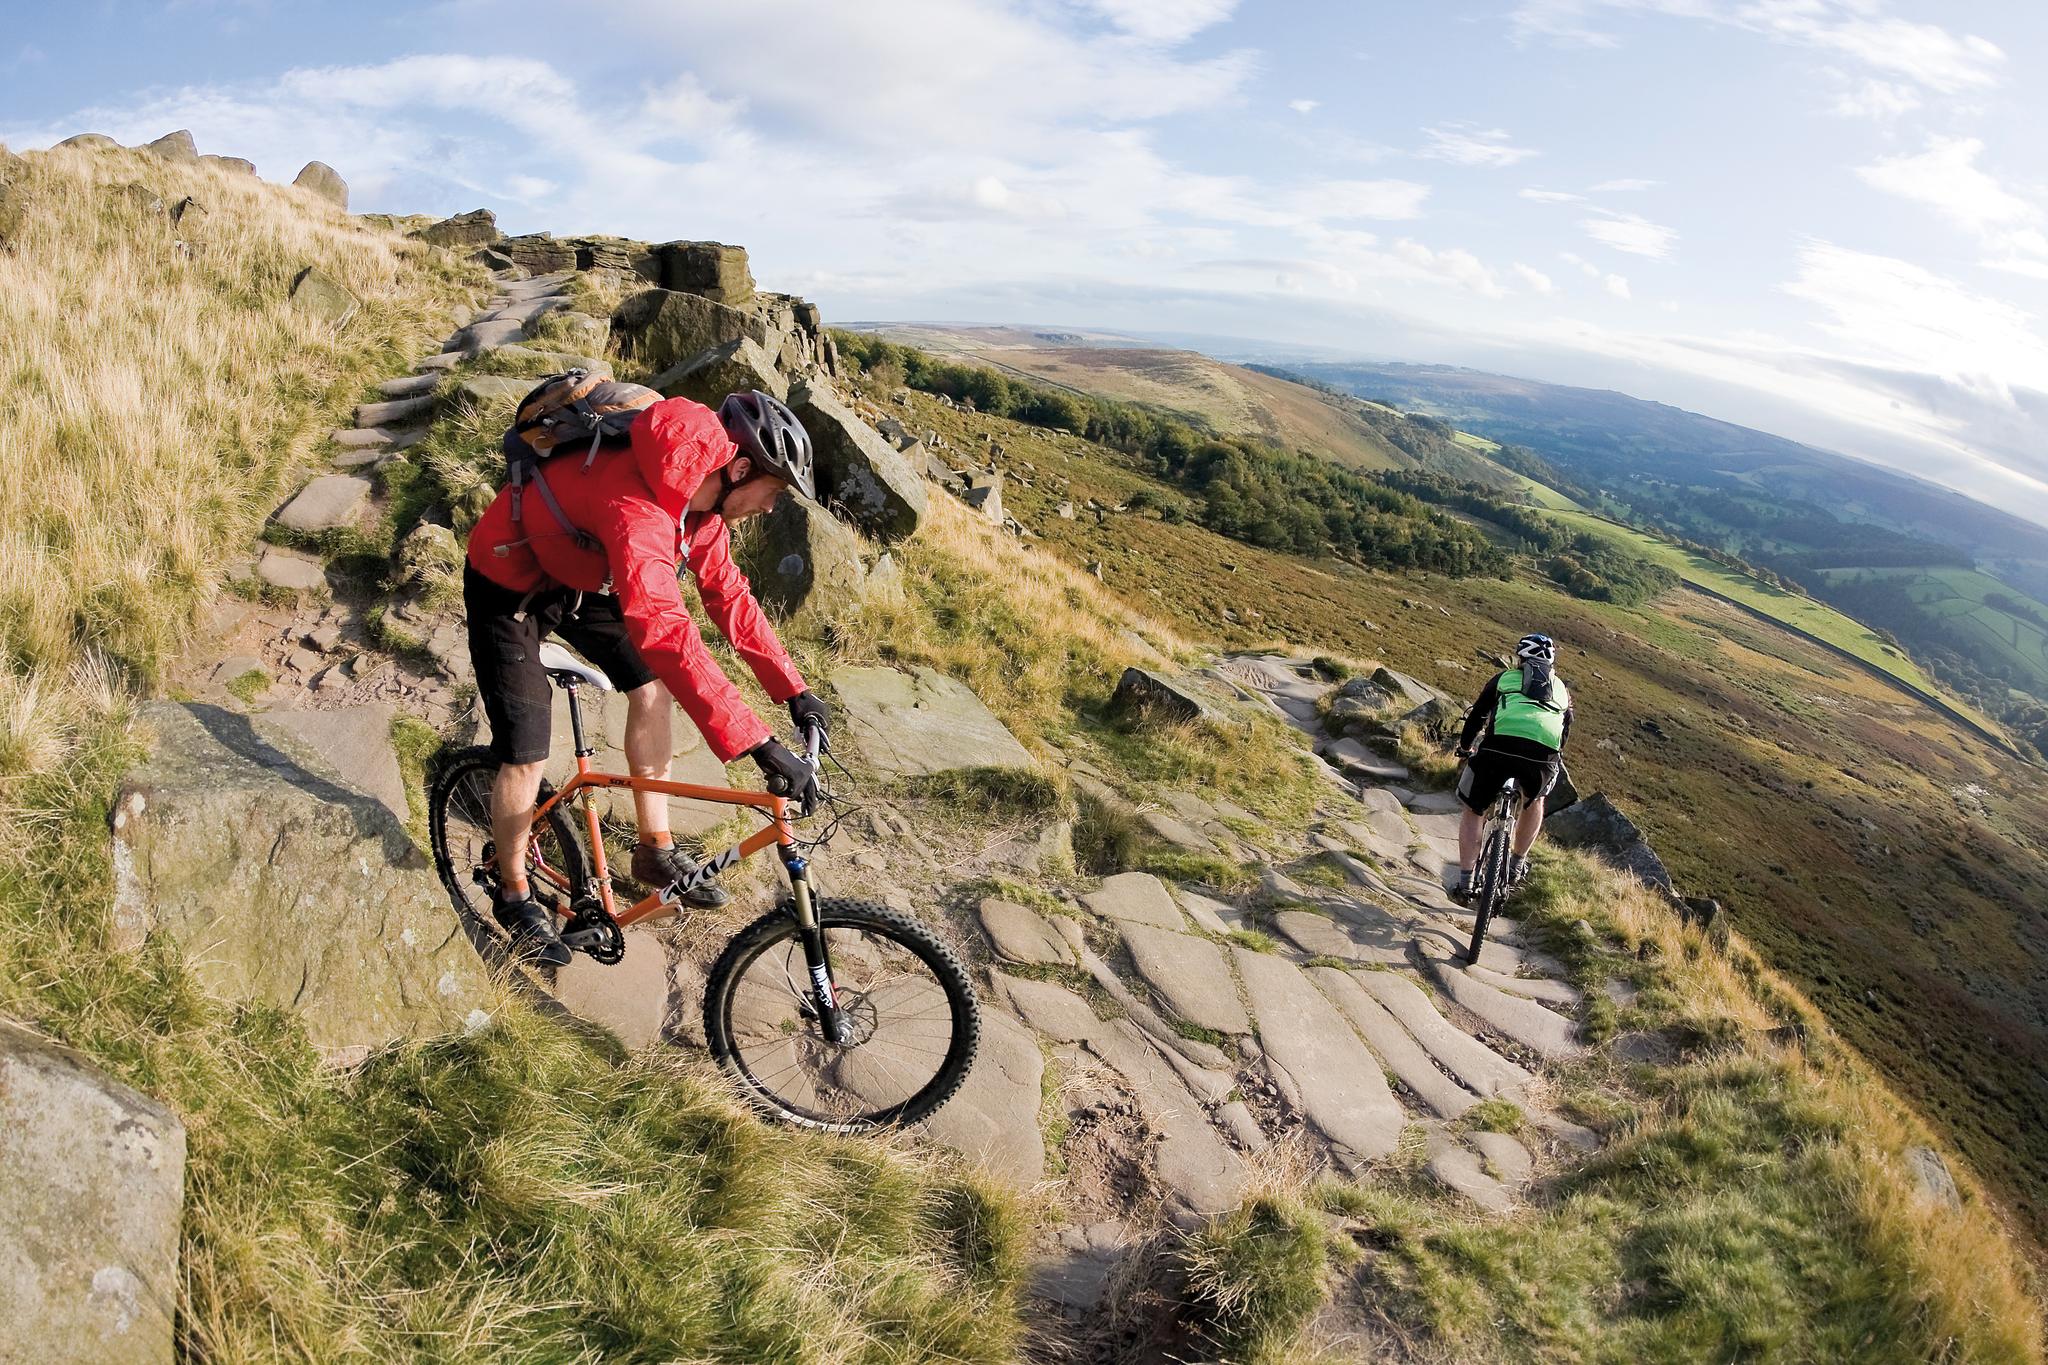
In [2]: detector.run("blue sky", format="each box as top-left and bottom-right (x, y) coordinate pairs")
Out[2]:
(9, 1), (2048, 526)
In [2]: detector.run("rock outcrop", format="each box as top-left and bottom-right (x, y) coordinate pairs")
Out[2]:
(109, 703), (491, 1055)
(611, 288), (769, 373)
(652, 335), (787, 405)
(1545, 791), (1673, 892)
(790, 381), (926, 543)
(736, 494), (891, 621)
(0, 1019), (184, 1365)
(292, 160), (348, 210)
(410, 208), (499, 248)
(287, 266), (358, 325)
(655, 239), (754, 304)
(142, 129), (197, 162)
(1110, 668), (1218, 725)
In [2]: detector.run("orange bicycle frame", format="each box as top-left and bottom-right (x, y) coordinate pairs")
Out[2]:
(525, 750), (796, 929)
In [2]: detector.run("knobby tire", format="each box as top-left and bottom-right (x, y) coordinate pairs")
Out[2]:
(427, 745), (588, 932)
(705, 899), (979, 1133)
(1466, 825), (1512, 964)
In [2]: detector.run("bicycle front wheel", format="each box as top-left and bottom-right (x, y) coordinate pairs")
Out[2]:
(1466, 826), (1512, 965)
(704, 899), (979, 1132)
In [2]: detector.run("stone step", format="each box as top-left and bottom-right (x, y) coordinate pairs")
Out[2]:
(1233, 947), (1405, 1166)
(992, 974), (1244, 1215)
(354, 393), (436, 427)
(1466, 962), (1582, 1007)
(330, 425), (429, 454)
(375, 372), (440, 399)
(478, 295), (568, 326)
(274, 474), (372, 532)
(332, 425), (403, 448)
(1424, 947), (1585, 1061)
(1353, 969), (1533, 1098)
(1309, 965), (1479, 1119)
(455, 318), (525, 354)
(1118, 922), (1248, 1035)
(415, 352), (463, 372)
(1423, 1124), (1513, 1211)
(255, 546), (327, 590)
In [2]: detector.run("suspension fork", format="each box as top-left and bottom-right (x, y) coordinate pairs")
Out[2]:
(783, 847), (850, 1044)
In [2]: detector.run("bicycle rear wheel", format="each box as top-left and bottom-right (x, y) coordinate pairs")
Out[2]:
(1465, 824), (1512, 964)
(704, 899), (979, 1132)
(427, 745), (589, 931)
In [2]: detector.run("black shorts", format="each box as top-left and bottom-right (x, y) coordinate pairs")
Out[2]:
(1457, 742), (1559, 814)
(464, 564), (658, 764)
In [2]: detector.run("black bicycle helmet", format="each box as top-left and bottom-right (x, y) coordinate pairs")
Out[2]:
(718, 390), (816, 502)
(1516, 633), (1556, 663)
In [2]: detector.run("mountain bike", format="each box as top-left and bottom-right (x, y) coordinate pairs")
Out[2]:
(426, 643), (979, 1132)
(1463, 773), (1527, 965)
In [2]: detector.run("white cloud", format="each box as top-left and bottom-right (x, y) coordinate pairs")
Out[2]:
(1520, 187), (1583, 203)
(1510, 2), (2003, 109)
(1605, 273), (1632, 299)
(1513, 263), (1558, 294)
(1393, 240), (1505, 297)
(1858, 136), (2048, 276)
(1286, 179), (1430, 221)
(1590, 177), (1657, 191)
(1829, 75), (1919, 119)
(1076, 0), (1239, 43)
(1858, 136), (2036, 236)
(1421, 124), (1538, 168)
(1582, 210), (1677, 258)
(1780, 241), (2048, 400)
(1288, 98), (1319, 114)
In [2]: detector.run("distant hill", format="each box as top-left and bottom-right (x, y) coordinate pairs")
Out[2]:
(1282, 360), (2048, 567)
(851, 325), (1517, 488)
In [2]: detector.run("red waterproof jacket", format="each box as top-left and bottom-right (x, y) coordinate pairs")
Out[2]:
(465, 397), (804, 762)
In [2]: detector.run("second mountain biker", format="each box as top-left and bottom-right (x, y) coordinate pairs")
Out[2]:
(1450, 633), (1574, 902)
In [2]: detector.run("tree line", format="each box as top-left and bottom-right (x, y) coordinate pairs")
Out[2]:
(833, 332), (1508, 577)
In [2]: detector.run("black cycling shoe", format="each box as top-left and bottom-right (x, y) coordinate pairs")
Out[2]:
(493, 892), (573, 968)
(1509, 856), (1531, 887)
(1449, 871), (1475, 904)
(630, 842), (730, 909)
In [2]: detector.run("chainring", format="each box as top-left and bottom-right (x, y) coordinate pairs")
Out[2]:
(560, 898), (626, 965)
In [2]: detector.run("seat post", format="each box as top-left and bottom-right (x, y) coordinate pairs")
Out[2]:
(563, 681), (596, 759)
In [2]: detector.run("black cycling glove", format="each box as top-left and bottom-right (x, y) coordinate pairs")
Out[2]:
(787, 690), (831, 745)
(752, 738), (821, 814)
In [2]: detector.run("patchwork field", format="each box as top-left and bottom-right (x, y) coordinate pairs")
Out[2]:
(1820, 565), (2048, 695)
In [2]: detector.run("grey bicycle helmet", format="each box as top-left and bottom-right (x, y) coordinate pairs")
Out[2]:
(718, 390), (816, 502)
(1517, 633), (1556, 662)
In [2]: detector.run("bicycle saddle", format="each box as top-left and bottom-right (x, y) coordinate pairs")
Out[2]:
(536, 641), (614, 692)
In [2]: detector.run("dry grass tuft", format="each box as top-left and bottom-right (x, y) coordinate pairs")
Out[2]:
(0, 143), (470, 686)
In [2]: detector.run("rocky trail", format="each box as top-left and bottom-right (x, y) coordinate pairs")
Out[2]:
(145, 252), (1616, 1356)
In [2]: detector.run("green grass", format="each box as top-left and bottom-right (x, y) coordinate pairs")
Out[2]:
(1140, 849), (1257, 890)
(1181, 1194), (1349, 1365)
(388, 713), (444, 842)
(894, 766), (1071, 821)
(225, 667), (269, 706)
(1225, 928), (1281, 955)
(1463, 1098), (1525, 1134)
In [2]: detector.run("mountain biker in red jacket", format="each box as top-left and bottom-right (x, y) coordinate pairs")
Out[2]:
(464, 386), (829, 965)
